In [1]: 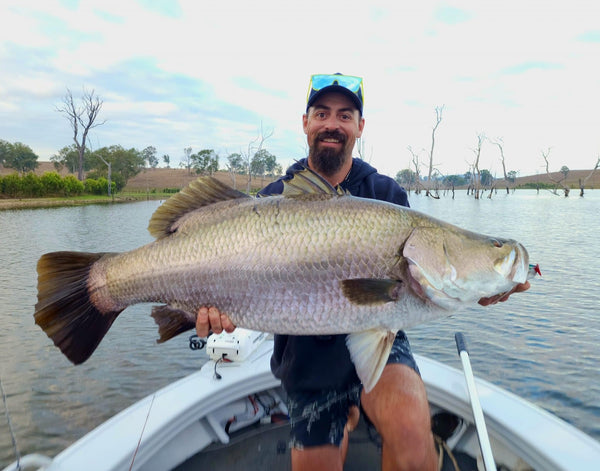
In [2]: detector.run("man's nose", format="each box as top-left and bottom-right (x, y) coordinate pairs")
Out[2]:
(322, 115), (340, 131)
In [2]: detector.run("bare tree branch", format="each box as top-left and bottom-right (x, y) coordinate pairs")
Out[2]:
(426, 105), (444, 197)
(407, 146), (424, 194)
(489, 137), (511, 194)
(244, 122), (274, 194)
(470, 133), (485, 199)
(56, 88), (105, 180)
(579, 155), (600, 196)
(541, 147), (570, 196)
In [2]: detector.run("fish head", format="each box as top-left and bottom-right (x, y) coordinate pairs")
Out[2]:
(402, 226), (529, 310)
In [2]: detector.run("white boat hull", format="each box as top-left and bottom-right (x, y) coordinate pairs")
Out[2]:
(4, 334), (600, 471)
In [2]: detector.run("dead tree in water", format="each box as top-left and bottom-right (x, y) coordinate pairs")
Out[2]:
(490, 137), (511, 194)
(470, 133), (485, 199)
(579, 156), (600, 196)
(541, 148), (570, 196)
(408, 146), (424, 194)
(426, 106), (444, 197)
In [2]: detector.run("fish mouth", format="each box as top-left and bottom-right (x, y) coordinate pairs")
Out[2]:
(505, 242), (529, 283)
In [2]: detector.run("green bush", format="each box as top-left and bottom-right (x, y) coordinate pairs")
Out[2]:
(84, 178), (100, 194)
(21, 173), (44, 197)
(40, 172), (64, 195)
(63, 175), (84, 196)
(84, 177), (115, 195)
(1, 173), (22, 197)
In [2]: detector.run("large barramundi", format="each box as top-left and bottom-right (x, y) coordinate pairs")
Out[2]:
(35, 169), (535, 391)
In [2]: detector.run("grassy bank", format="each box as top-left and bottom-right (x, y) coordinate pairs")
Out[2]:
(0, 192), (173, 211)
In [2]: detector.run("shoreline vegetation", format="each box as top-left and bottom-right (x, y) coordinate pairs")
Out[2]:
(1, 162), (598, 211)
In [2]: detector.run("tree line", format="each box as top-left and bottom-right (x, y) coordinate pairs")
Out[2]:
(0, 138), (284, 196)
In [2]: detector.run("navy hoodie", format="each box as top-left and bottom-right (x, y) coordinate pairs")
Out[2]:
(258, 158), (410, 392)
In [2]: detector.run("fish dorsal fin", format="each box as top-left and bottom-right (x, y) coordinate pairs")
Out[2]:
(148, 177), (250, 239)
(282, 167), (348, 197)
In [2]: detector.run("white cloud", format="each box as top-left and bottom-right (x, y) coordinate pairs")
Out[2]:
(1, 0), (599, 176)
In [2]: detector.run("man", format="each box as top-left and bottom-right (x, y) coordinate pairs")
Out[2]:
(196, 73), (529, 470)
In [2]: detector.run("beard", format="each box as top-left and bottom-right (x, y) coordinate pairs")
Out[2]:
(308, 131), (352, 178)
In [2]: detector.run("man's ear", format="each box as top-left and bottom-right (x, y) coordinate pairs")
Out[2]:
(357, 116), (365, 138)
(302, 113), (309, 135)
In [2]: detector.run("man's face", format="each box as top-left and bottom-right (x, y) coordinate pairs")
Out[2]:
(303, 92), (365, 178)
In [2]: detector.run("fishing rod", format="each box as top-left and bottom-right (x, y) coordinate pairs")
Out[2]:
(1, 372), (21, 470)
(455, 332), (497, 471)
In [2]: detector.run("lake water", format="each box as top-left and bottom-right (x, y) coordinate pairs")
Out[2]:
(1, 189), (599, 465)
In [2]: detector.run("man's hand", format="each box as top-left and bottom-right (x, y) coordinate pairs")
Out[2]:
(196, 306), (236, 337)
(478, 281), (530, 306)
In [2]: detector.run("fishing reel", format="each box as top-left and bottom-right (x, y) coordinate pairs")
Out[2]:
(188, 334), (207, 351)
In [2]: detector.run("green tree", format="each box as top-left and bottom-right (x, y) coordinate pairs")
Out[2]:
(250, 149), (278, 177)
(3, 142), (39, 173)
(51, 144), (90, 173)
(395, 168), (417, 187)
(560, 165), (570, 179)
(88, 145), (144, 190)
(227, 153), (246, 174)
(444, 174), (467, 187)
(507, 170), (517, 183)
(162, 154), (170, 168)
(480, 169), (493, 186)
(142, 146), (159, 168)
(0, 139), (11, 167)
(191, 149), (219, 175)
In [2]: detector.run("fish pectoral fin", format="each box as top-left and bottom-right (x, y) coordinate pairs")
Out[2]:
(341, 279), (402, 305)
(346, 330), (397, 393)
(151, 304), (197, 343)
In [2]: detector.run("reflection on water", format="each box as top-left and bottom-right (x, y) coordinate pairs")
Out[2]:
(1, 191), (599, 464)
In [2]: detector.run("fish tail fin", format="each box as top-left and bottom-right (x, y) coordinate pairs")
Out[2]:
(35, 251), (122, 364)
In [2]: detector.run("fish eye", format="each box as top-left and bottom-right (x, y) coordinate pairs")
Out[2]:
(491, 239), (503, 248)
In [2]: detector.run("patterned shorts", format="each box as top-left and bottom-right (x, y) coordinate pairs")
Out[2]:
(287, 331), (419, 448)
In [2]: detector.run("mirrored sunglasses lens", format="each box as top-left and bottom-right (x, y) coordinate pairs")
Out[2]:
(311, 75), (362, 92)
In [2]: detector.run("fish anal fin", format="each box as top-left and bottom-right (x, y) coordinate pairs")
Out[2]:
(346, 330), (397, 392)
(35, 251), (122, 364)
(151, 305), (197, 343)
(341, 279), (402, 305)
(148, 177), (250, 239)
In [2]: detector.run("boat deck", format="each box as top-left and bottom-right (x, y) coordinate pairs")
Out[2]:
(176, 412), (478, 471)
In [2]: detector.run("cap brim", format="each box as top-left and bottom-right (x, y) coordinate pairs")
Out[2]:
(307, 85), (363, 115)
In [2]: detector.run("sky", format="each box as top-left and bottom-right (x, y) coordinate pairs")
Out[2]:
(1, 0), (599, 178)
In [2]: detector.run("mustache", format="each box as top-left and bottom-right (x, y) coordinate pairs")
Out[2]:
(317, 131), (347, 143)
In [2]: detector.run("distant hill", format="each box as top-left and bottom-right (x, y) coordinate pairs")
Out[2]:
(2, 162), (598, 191)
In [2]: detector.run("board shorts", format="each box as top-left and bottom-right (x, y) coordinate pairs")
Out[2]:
(287, 330), (420, 449)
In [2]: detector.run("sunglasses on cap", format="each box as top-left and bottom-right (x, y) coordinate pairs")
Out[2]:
(306, 74), (364, 115)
